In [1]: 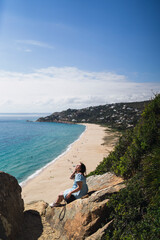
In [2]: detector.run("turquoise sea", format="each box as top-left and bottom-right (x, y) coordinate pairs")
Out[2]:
(0, 114), (85, 185)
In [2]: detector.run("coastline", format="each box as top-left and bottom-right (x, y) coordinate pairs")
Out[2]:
(20, 124), (86, 187)
(22, 123), (117, 204)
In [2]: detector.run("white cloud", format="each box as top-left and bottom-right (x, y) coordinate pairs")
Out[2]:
(0, 66), (159, 113)
(24, 49), (32, 53)
(16, 40), (54, 49)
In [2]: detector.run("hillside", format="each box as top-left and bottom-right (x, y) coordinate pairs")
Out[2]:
(37, 100), (150, 130)
(89, 94), (160, 239)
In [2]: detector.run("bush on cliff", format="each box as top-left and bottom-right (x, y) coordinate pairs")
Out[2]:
(89, 94), (160, 240)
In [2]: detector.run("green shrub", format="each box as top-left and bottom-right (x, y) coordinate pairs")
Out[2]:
(89, 94), (160, 179)
(88, 128), (133, 176)
(88, 94), (160, 239)
(105, 174), (160, 240)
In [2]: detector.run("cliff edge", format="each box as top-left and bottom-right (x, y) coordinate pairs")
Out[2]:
(0, 172), (124, 240)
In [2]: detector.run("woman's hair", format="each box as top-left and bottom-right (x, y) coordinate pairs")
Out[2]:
(80, 162), (86, 175)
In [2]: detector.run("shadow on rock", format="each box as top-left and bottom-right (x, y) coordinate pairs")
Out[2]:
(18, 210), (43, 240)
(0, 218), (8, 240)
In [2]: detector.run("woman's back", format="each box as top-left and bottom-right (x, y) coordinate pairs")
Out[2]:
(72, 173), (88, 199)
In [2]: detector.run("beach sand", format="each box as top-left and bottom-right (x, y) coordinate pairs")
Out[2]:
(22, 123), (118, 204)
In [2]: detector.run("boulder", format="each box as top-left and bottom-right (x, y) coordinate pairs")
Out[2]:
(0, 171), (24, 240)
(87, 172), (123, 192)
(45, 174), (125, 240)
(24, 200), (48, 216)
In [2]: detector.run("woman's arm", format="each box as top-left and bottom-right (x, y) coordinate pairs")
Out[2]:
(70, 170), (76, 179)
(66, 181), (82, 199)
(70, 164), (80, 179)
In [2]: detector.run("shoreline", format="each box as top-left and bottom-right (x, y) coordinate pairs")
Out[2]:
(22, 123), (117, 204)
(20, 124), (86, 187)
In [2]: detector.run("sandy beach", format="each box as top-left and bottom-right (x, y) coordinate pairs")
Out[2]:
(22, 123), (118, 204)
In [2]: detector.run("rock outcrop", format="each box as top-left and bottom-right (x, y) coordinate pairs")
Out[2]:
(0, 171), (24, 240)
(40, 173), (124, 240)
(0, 171), (125, 239)
(22, 173), (124, 239)
(87, 172), (123, 192)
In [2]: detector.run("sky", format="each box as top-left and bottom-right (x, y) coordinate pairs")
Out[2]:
(0, 0), (160, 113)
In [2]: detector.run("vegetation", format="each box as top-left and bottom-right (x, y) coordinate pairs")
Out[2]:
(89, 94), (160, 240)
(37, 100), (150, 130)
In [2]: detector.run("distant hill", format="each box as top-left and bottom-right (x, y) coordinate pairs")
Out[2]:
(37, 100), (150, 130)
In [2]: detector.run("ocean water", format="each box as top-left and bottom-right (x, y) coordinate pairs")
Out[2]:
(0, 114), (85, 184)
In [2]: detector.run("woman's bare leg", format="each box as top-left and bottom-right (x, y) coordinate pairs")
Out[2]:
(50, 192), (64, 207)
(55, 192), (64, 204)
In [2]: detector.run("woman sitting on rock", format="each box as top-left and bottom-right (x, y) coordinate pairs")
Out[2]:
(50, 162), (88, 207)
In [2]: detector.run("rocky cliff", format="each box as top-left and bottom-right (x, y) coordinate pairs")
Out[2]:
(0, 172), (24, 240)
(0, 172), (125, 240)
(45, 174), (125, 240)
(24, 173), (124, 240)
